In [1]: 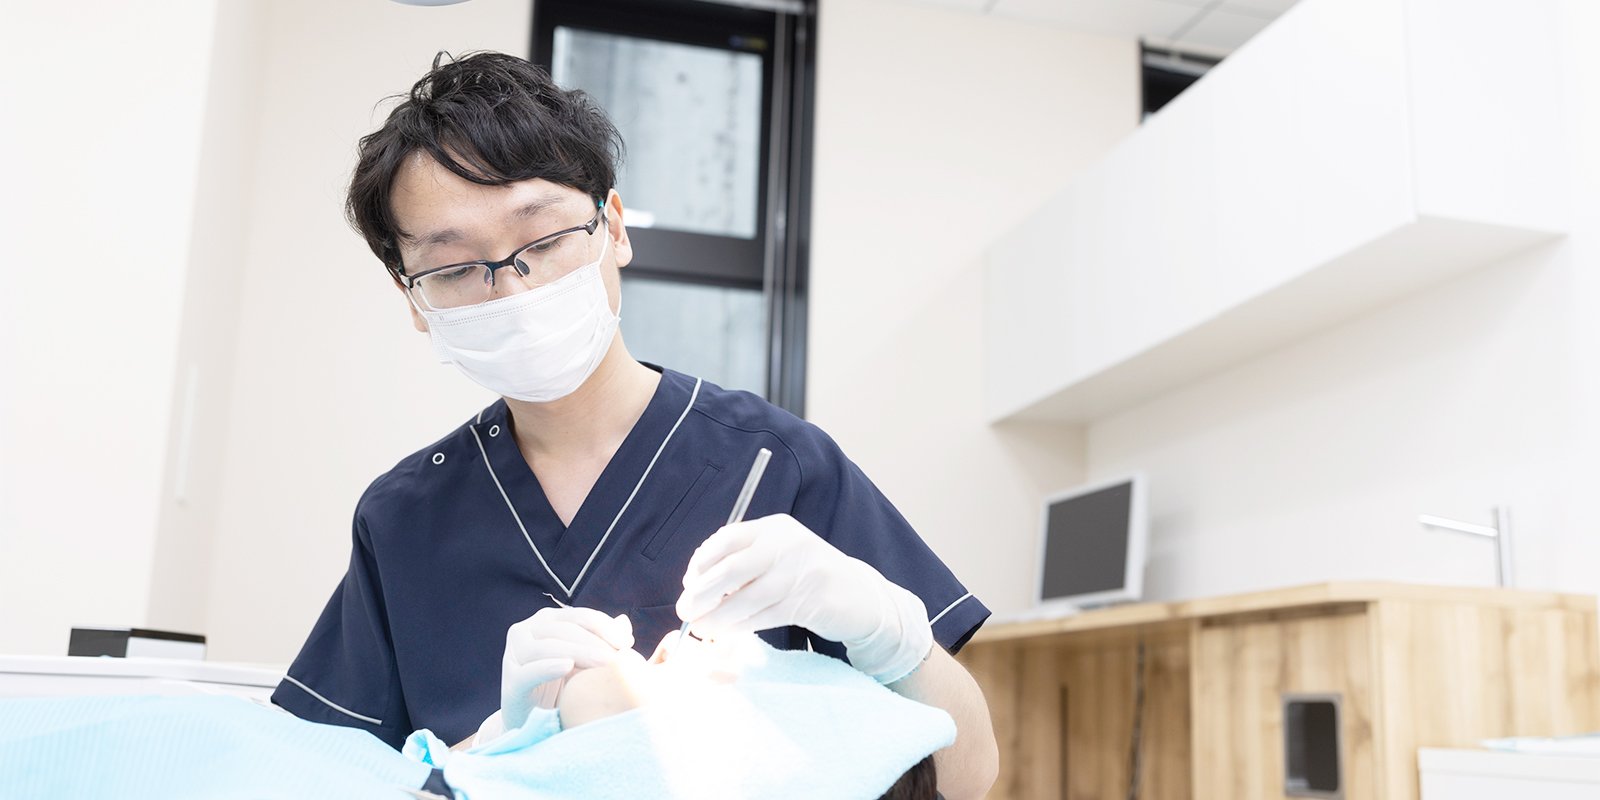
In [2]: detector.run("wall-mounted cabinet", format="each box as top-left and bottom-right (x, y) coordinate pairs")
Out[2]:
(984, 0), (1567, 423)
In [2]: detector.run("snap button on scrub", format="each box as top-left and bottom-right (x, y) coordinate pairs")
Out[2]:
(432, 453), (445, 465)
(489, 425), (501, 437)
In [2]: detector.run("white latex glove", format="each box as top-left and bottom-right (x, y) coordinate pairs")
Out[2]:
(674, 513), (933, 684)
(493, 605), (641, 734)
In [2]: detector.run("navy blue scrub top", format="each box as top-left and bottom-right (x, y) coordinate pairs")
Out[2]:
(272, 366), (990, 748)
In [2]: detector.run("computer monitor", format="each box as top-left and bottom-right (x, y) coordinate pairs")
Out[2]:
(1036, 474), (1148, 611)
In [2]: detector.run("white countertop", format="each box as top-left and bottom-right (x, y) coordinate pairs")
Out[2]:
(1420, 747), (1600, 800)
(0, 655), (283, 688)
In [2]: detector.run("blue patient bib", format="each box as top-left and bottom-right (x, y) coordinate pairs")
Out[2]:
(0, 694), (431, 799)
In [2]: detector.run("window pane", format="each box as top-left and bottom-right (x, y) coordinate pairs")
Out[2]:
(553, 27), (763, 240)
(620, 275), (766, 395)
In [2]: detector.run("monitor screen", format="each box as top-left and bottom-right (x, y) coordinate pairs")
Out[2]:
(1040, 479), (1139, 602)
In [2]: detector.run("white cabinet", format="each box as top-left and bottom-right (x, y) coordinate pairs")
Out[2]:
(1419, 748), (1600, 800)
(984, 0), (1567, 423)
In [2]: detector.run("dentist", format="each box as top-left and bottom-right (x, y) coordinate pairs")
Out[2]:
(271, 52), (997, 798)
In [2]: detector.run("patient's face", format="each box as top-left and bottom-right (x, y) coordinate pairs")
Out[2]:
(556, 632), (754, 728)
(550, 631), (941, 800)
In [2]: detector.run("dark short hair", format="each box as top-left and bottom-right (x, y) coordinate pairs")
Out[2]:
(879, 755), (937, 800)
(346, 51), (624, 277)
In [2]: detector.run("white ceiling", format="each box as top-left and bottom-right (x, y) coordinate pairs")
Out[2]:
(902, 0), (1301, 56)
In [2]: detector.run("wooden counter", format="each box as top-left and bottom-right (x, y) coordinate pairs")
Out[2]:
(956, 582), (1600, 800)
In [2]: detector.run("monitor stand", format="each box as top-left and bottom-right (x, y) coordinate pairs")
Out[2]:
(989, 603), (1082, 626)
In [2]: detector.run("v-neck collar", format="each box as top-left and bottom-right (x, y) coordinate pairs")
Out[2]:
(468, 367), (702, 598)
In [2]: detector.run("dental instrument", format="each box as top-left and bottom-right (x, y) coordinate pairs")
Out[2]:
(677, 447), (772, 642)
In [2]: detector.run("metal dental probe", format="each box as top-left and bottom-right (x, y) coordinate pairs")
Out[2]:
(677, 447), (773, 643)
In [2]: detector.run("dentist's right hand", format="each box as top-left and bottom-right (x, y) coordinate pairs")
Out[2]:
(487, 606), (640, 738)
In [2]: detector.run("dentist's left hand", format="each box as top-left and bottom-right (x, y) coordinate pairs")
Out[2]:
(484, 606), (640, 740)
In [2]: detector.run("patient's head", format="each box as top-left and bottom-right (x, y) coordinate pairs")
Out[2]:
(880, 756), (937, 800)
(555, 633), (941, 800)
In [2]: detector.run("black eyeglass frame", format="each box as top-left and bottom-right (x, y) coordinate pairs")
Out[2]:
(388, 199), (607, 290)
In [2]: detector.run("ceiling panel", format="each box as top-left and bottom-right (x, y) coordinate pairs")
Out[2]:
(1225, 0), (1301, 16)
(1174, 7), (1274, 52)
(899, 0), (991, 11)
(896, 0), (1301, 56)
(987, 0), (1201, 39)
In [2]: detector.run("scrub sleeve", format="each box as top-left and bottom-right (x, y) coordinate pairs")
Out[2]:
(271, 508), (413, 749)
(783, 428), (990, 659)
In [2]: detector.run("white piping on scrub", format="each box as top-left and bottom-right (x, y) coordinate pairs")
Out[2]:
(472, 424), (571, 594)
(472, 377), (703, 599)
(280, 675), (384, 726)
(928, 592), (973, 626)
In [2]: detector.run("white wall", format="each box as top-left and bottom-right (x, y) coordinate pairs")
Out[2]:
(1081, 0), (1600, 604)
(197, 0), (533, 664)
(0, 0), (219, 655)
(807, 1), (1136, 617)
(146, 0), (270, 639)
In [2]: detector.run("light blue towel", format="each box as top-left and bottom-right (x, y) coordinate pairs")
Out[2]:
(0, 694), (431, 799)
(0, 639), (953, 799)
(406, 637), (956, 799)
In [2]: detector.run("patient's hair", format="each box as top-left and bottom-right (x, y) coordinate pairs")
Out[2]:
(345, 51), (624, 276)
(878, 755), (937, 800)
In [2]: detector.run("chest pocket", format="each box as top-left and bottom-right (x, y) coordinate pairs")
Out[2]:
(622, 602), (684, 657)
(641, 461), (723, 561)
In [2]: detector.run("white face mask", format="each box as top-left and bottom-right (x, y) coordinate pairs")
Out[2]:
(413, 230), (619, 403)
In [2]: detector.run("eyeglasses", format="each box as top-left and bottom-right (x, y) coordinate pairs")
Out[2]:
(394, 201), (607, 310)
